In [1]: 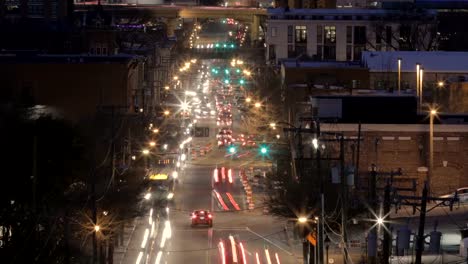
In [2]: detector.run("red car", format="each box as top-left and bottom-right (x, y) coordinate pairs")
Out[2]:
(191, 210), (213, 227)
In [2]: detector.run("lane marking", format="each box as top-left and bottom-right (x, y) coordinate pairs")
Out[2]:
(246, 227), (293, 255)
(213, 190), (230, 210)
(226, 192), (241, 211)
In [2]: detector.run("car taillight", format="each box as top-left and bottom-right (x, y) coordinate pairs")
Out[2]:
(191, 214), (197, 219)
(214, 169), (219, 183)
(228, 169), (233, 183)
(208, 214), (212, 218)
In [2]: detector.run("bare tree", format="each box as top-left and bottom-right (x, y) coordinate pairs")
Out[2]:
(367, 10), (439, 52)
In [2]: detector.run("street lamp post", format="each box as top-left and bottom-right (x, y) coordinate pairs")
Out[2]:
(419, 68), (424, 111)
(429, 109), (436, 195)
(416, 63), (420, 98)
(397, 58), (402, 95)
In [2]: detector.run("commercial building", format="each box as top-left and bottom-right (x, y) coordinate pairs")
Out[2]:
(265, 8), (437, 64)
(307, 93), (468, 195)
(362, 51), (468, 90)
(1, 0), (73, 22)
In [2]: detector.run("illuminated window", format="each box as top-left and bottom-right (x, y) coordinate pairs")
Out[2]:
(295, 25), (307, 43)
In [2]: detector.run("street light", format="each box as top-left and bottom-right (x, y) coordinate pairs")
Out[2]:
(298, 216), (308, 224)
(254, 102), (261, 108)
(245, 97), (252, 103)
(437, 81), (444, 88)
(149, 141), (156, 147)
(173, 76), (179, 80)
(142, 149), (150, 155)
(164, 110), (170, 116)
(153, 128), (159, 134)
(94, 225), (100, 232)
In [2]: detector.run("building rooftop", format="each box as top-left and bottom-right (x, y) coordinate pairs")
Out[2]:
(282, 60), (363, 69)
(362, 51), (468, 73)
(0, 53), (143, 64)
(321, 123), (468, 132)
(267, 7), (436, 16)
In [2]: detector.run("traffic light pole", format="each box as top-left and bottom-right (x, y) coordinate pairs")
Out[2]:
(415, 183), (428, 264)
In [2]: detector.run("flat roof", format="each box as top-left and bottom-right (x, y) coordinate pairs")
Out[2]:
(282, 60), (363, 69)
(362, 51), (468, 73)
(321, 123), (468, 133)
(311, 91), (416, 98)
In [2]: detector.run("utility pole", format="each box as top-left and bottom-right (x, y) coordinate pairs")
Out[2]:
(355, 123), (361, 189)
(368, 165), (378, 264)
(91, 110), (99, 264)
(91, 168), (98, 264)
(32, 134), (38, 215)
(340, 136), (349, 264)
(110, 106), (116, 189)
(382, 180), (391, 264)
(316, 120), (324, 264)
(415, 182), (428, 264)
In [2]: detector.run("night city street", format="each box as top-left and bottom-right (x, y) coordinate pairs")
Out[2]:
(2, 0), (468, 264)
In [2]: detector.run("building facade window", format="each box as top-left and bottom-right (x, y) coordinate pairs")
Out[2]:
(385, 26), (392, 48)
(317, 25), (323, 44)
(324, 26), (336, 60)
(354, 26), (367, 45)
(287, 45), (295, 58)
(324, 26), (336, 44)
(353, 26), (366, 60)
(295, 25), (307, 43)
(316, 25), (336, 60)
(346, 45), (352, 61)
(269, 45), (276, 60)
(287, 25), (293, 43)
(346, 26), (352, 44)
(271, 27), (277, 37)
(375, 25), (382, 49)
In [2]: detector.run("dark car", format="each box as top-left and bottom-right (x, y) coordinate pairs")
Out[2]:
(191, 210), (213, 227)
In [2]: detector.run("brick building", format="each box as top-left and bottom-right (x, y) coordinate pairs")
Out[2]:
(301, 93), (468, 195)
(320, 123), (468, 195)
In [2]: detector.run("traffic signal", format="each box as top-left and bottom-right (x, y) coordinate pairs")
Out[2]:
(239, 79), (245, 85)
(228, 146), (236, 154)
(259, 144), (269, 156)
(224, 79), (230, 84)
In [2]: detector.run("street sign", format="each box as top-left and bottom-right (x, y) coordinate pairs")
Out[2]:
(307, 233), (317, 246)
(194, 127), (210, 137)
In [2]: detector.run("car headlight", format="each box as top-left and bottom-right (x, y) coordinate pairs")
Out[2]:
(167, 192), (174, 200)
